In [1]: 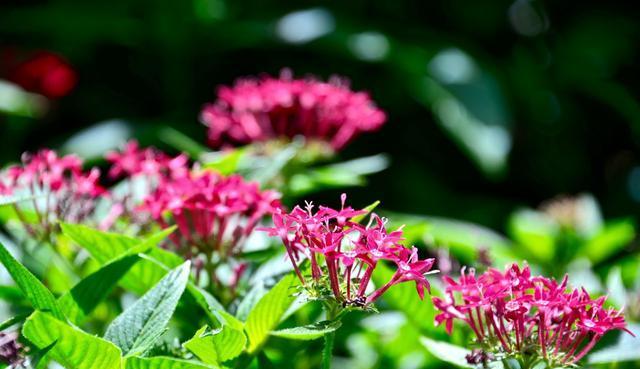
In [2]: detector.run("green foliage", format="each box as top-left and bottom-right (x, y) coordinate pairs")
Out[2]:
(58, 254), (141, 325)
(271, 320), (342, 341)
(104, 262), (191, 356)
(183, 324), (246, 365)
(420, 337), (473, 368)
(0, 241), (64, 320)
(22, 311), (122, 369)
(124, 356), (215, 369)
(61, 223), (181, 294)
(244, 274), (297, 353)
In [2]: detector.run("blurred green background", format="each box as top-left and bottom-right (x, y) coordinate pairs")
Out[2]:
(1, 0), (640, 233)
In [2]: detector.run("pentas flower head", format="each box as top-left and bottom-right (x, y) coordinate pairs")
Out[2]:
(140, 171), (281, 265)
(0, 149), (105, 239)
(105, 140), (188, 181)
(433, 263), (633, 367)
(200, 70), (387, 151)
(260, 194), (436, 308)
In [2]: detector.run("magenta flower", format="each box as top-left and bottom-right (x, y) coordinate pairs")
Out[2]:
(105, 140), (188, 181)
(260, 195), (436, 307)
(200, 70), (387, 151)
(140, 171), (281, 283)
(433, 263), (633, 366)
(0, 149), (106, 239)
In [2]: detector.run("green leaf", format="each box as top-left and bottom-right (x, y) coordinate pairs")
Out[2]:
(184, 324), (247, 364)
(105, 261), (191, 357)
(582, 219), (635, 264)
(373, 263), (437, 333)
(271, 320), (342, 341)
(61, 223), (181, 294)
(158, 126), (208, 159)
(0, 284), (25, 302)
(22, 312), (122, 369)
(244, 274), (297, 353)
(0, 241), (64, 320)
(419, 337), (473, 368)
(202, 148), (247, 175)
(59, 254), (141, 325)
(508, 209), (557, 263)
(125, 356), (216, 369)
(351, 200), (380, 224)
(0, 312), (30, 331)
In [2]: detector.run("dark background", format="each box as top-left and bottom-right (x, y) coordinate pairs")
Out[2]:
(1, 0), (639, 232)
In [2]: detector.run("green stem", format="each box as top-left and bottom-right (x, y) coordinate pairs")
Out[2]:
(322, 302), (340, 369)
(322, 331), (335, 369)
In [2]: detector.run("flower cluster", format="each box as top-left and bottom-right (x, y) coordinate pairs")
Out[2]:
(103, 141), (189, 229)
(140, 171), (281, 267)
(261, 195), (436, 307)
(105, 140), (188, 182)
(0, 149), (105, 239)
(433, 264), (632, 366)
(200, 71), (387, 151)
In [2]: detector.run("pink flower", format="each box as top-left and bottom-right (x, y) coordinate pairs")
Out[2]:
(0, 149), (106, 239)
(140, 171), (281, 265)
(105, 140), (188, 181)
(260, 194), (436, 307)
(433, 263), (634, 366)
(200, 70), (387, 151)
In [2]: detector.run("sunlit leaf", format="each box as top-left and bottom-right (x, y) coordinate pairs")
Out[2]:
(581, 219), (635, 264)
(104, 262), (191, 356)
(183, 323), (246, 364)
(419, 337), (473, 368)
(124, 356), (216, 369)
(22, 311), (122, 369)
(244, 274), (297, 353)
(588, 324), (640, 363)
(271, 320), (342, 340)
(0, 241), (63, 320)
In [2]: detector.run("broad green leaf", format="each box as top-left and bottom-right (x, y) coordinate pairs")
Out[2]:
(419, 337), (473, 368)
(588, 323), (640, 364)
(582, 219), (635, 264)
(184, 324), (247, 364)
(244, 274), (297, 353)
(247, 140), (301, 184)
(105, 262), (191, 356)
(61, 223), (181, 294)
(0, 241), (63, 320)
(22, 312), (122, 369)
(125, 356), (215, 369)
(373, 263), (436, 333)
(59, 254), (141, 325)
(271, 320), (342, 340)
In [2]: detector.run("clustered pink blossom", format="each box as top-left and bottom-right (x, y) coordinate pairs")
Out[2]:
(433, 264), (632, 366)
(103, 141), (190, 229)
(0, 149), (105, 238)
(261, 195), (436, 306)
(105, 140), (188, 181)
(140, 171), (281, 264)
(200, 71), (387, 151)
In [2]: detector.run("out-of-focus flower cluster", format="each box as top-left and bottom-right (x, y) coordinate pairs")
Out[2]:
(200, 71), (387, 151)
(433, 264), (632, 366)
(261, 195), (436, 308)
(1, 49), (77, 99)
(0, 149), (104, 239)
(139, 170), (281, 288)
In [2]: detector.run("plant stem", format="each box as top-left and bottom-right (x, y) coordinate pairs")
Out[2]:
(322, 331), (336, 369)
(322, 302), (340, 369)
